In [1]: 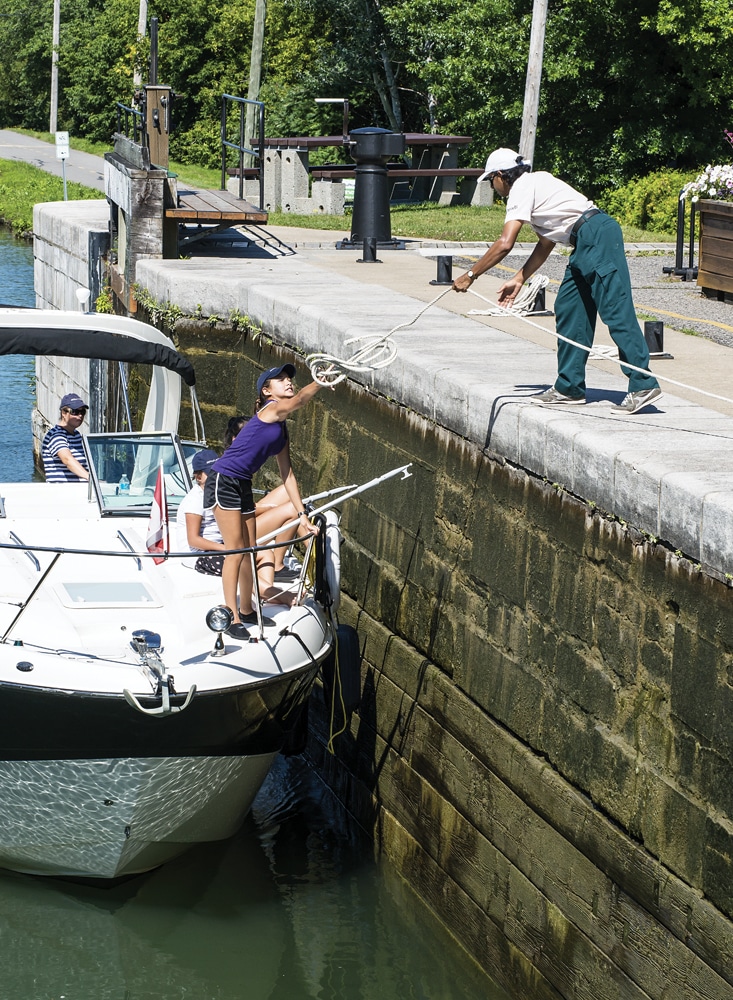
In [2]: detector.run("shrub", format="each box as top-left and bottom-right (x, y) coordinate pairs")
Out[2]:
(599, 169), (697, 236)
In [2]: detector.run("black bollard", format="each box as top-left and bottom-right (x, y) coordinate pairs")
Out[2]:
(644, 320), (674, 359)
(357, 237), (381, 264)
(338, 127), (406, 254)
(430, 255), (453, 285)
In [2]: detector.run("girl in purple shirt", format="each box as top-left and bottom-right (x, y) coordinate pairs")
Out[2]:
(204, 363), (324, 639)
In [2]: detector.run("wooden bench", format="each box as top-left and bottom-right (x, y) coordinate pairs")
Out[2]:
(165, 187), (267, 224)
(310, 166), (487, 206)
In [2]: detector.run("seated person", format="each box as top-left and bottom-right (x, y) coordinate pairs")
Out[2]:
(175, 449), (226, 572)
(178, 449), (299, 602)
(42, 393), (90, 482)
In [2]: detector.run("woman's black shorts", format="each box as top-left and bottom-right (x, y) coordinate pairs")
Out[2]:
(203, 472), (255, 514)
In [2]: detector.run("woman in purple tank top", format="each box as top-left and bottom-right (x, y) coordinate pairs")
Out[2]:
(204, 363), (325, 639)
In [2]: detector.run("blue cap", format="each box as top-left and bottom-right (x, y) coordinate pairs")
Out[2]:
(257, 363), (296, 396)
(192, 448), (218, 472)
(60, 392), (87, 410)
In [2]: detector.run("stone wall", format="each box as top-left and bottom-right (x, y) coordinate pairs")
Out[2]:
(167, 319), (733, 1000)
(32, 200), (110, 446)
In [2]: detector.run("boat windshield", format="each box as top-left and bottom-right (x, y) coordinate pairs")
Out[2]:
(85, 432), (196, 516)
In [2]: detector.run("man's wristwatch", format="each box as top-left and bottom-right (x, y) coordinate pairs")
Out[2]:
(467, 270), (476, 281)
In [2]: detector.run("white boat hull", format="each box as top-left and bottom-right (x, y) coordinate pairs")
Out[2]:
(0, 753), (277, 879)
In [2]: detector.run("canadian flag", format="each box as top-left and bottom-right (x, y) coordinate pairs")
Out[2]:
(146, 465), (168, 565)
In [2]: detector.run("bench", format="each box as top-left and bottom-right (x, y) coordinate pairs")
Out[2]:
(310, 166), (488, 206)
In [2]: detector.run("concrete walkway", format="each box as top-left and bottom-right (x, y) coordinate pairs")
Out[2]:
(18, 131), (733, 583)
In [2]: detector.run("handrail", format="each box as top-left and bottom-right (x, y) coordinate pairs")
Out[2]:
(662, 192), (698, 281)
(116, 101), (146, 146)
(220, 94), (265, 209)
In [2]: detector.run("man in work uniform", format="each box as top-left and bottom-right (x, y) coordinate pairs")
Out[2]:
(41, 392), (90, 482)
(453, 148), (662, 414)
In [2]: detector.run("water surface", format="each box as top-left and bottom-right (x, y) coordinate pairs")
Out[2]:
(0, 227), (510, 1000)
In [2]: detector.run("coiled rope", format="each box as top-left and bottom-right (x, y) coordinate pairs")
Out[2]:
(307, 273), (733, 409)
(307, 286), (454, 386)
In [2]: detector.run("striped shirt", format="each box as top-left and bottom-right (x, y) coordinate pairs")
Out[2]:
(42, 425), (88, 482)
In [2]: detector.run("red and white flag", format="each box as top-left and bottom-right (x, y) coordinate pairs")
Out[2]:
(146, 465), (168, 565)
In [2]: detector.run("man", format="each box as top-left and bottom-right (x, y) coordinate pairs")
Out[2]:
(41, 393), (90, 482)
(453, 148), (662, 414)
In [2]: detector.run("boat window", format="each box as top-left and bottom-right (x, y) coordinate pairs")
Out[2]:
(85, 432), (194, 516)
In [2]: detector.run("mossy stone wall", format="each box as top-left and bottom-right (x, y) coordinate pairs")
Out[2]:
(170, 320), (733, 1000)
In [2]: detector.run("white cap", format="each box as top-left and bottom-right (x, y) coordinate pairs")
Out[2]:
(477, 148), (530, 182)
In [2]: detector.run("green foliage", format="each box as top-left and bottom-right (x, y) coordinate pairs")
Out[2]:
(1, 0), (733, 190)
(0, 160), (101, 234)
(599, 169), (698, 235)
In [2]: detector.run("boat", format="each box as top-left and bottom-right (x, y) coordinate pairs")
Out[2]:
(0, 308), (411, 880)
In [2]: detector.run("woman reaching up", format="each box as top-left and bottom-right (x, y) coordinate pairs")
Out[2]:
(204, 363), (327, 639)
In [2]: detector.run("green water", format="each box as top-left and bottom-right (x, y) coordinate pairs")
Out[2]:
(0, 232), (510, 1000)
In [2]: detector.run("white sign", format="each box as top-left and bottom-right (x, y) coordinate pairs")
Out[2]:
(55, 131), (69, 160)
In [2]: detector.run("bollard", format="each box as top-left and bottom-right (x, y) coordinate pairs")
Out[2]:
(337, 127), (406, 254)
(357, 237), (381, 264)
(429, 255), (453, 285)
(644, 320), (674, 359)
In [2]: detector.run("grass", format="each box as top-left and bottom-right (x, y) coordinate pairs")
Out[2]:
(3, 129), (676, 244)
(0, 159), (101, 233)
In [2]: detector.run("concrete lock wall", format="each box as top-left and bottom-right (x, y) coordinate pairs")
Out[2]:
(33, 203), (733, 1000)
(168, 320), (733, 1000)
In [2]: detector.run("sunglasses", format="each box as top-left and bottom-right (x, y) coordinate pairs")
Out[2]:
(63, 407), (88, 416)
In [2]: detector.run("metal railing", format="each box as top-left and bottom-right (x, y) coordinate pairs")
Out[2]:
(116, 101), (146, 146)
(220, 94), (265, 209)
(662, 192), (698, 281)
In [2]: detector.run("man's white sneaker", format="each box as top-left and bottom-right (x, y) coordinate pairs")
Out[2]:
(532, 387), (586, 405)
(613, 387), (663, 414)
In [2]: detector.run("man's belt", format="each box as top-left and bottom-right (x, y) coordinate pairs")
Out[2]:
(569, 208), (603, 246)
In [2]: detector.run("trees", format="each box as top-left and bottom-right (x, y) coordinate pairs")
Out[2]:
(0, 0), (732, 192)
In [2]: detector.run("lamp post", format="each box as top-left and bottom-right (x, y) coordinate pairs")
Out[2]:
(315, 98), (350, 143)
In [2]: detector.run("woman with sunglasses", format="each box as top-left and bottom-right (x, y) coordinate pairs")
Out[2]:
(41, 392), (90, 482)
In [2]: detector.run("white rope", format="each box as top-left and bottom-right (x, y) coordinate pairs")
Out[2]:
(308, 273), (733, 411)
(307, 286), (454, 386)
(466, 286), (733, 408)
(467, 273), (550, 316)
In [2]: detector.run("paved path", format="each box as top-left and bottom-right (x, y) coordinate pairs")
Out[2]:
(0, 130), (105, 192)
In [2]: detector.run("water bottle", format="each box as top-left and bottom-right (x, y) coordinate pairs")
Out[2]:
(118, 473), (130, 495)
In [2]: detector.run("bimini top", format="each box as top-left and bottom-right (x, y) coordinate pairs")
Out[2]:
(0, 309), (195, 387)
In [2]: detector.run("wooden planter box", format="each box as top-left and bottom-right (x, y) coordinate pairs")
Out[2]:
(697, 197), (733, 298)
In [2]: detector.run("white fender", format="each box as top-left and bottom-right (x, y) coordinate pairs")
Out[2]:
(323, 509), (341, 613)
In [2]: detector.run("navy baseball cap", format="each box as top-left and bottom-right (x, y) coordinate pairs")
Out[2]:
(257, 363), (296, 396)
(60, 393), (87, 410)
(192, 448), (218, 472)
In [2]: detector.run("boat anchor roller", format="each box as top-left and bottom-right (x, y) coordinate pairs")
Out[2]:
(124, 628), (197, 717)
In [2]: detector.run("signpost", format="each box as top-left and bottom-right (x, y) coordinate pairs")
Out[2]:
(55, 131), (69, 201)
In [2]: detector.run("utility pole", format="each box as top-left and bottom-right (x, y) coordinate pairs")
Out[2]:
(519, 0), (548, 165)
(244, 0), (266, 167)
(133, 0), (148, 88)
(49, 0), (60, 133)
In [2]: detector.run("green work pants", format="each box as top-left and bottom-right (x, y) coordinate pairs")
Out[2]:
(554, 213), (659, 398)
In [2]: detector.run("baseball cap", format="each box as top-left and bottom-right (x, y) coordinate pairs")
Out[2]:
(60, 392), (88, 410)
(192, 448), (218, 473)
(477, 148), (530, 183)
(257, 363), (296, 396)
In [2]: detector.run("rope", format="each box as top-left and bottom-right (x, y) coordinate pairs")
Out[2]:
(466, 286), (733, 409)
(307, 286), (454, 386)
(467, 273), (550, 316)
(308, 272), (733, 410)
